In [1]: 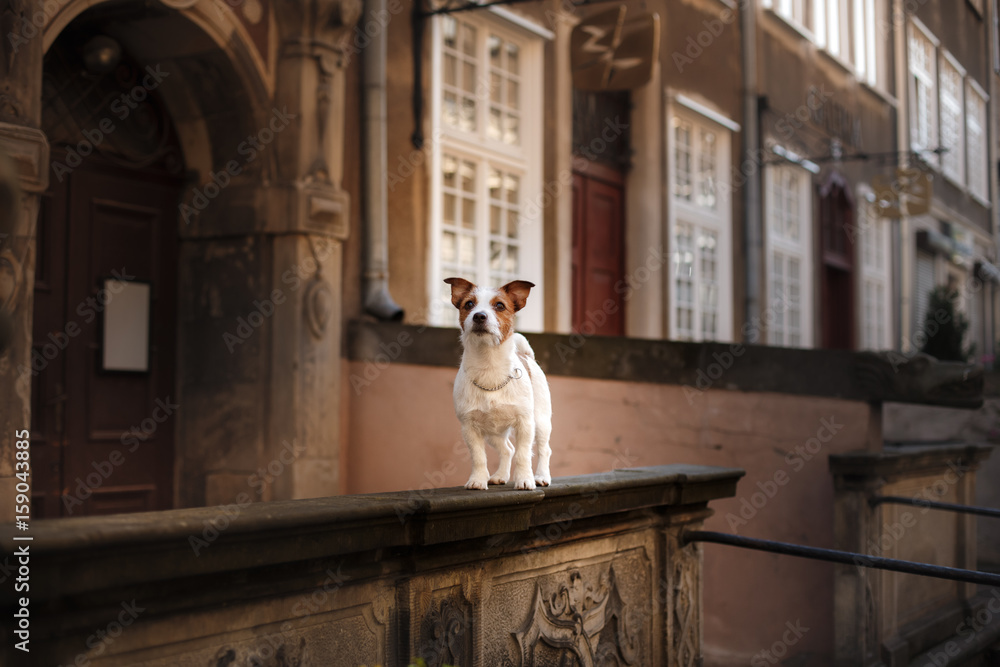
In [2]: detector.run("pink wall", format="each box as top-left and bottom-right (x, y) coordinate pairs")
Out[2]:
(344, 361), (872, 666)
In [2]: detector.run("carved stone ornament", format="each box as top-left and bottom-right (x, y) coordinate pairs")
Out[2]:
(274, 0), (362, 49)
(670, 544), (699, 667)
(212, 636), (306, 667)
(515, 566), (638, 667)
(304, 277), (333, 339)
(418, 597), (471, 667)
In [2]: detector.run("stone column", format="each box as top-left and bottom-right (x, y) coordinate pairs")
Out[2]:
(0, 0), (49, 522)
(262, 0), (361, 500)
(830, 444), (993, 667)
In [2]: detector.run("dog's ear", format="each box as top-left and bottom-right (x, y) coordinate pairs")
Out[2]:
(444, 277), (476, 309)
(500, 280), (535, 312)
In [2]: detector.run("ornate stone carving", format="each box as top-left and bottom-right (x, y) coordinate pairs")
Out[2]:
(855, 351), (983, 408)
(515, 566), (637, 666)
(212, 636), (306, 666)
(418, 597), (471, 667)
(274, 0), (362, 50)
(670, 542), (700, 667)
(304, 277), (333, 339)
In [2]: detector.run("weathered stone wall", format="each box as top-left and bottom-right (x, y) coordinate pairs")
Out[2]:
(884, 398), (1000, 569)
(830, 444), (995, 667)
(0, 465), (741, 666)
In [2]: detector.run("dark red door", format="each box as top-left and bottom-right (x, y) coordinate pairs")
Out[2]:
(572, 163), (626, 335)
(31, 156), (180, 518)
(819, 178), (855, 349)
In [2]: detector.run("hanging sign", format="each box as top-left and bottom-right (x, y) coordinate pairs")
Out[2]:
(571, 6), (660, 91)
(871, 168), (933, 218)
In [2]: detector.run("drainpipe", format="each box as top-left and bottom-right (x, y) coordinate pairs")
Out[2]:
(362, 0), (405, 320)
(742, 0), (762, 330)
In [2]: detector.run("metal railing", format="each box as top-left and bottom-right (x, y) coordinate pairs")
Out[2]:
(870, 495), (1000, 520)
(684, 530), (1000, 587)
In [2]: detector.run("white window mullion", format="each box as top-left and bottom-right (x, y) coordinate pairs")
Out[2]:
(815, 0), (828, 47)
(827, 0), (840, 56)
(853, 0), (866, 75)
(765, 165), (813, 348)
(966, 82), (989, 201)
(669, 107), (733, 343)
(865, 0), (877, 85)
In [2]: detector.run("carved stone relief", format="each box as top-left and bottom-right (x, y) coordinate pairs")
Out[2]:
(670, 542), (700, 667)
(514, 566), (638, 667)
(212, 637), (306, 667)
(418, 597), (473, 667)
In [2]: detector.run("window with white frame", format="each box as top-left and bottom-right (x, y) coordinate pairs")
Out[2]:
(766, 0), (882, 87)
(966, 81), (989, 201)
(429, 14), (544, 329)
(771, 0), (809, 28)
(939, 54), (965, 183)
(856, 192), (891, 350)
(669, 110), (733, 342)
(852, 0), (880, 86)
(765, 165), (813, 348)
(909, 23), (938, 157)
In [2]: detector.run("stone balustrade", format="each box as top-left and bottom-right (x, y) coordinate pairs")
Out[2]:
(0, 464), (742, 666)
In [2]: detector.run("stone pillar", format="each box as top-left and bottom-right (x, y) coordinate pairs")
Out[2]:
(830, 444), (992, 667)
(262, 0), (361, 500)
(0, 0), (49, 522)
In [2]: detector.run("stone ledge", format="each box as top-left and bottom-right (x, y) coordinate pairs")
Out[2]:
(1, 464), (743, 602)
(830, 442), (994, 483)
(347, 320), (985, 408)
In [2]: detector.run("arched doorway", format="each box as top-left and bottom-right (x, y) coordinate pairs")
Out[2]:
(819, 172), (856, 350)
(30, 0), (271, 517)
(32, 18), (186, 518)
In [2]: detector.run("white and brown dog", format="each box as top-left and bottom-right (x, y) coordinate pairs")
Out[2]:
(444, 277), (552, 490)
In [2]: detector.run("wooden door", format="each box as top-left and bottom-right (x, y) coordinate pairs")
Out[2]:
(31, 158), (180, 518)
(572, 164), (626, 336)
(819, 179), (855, 349)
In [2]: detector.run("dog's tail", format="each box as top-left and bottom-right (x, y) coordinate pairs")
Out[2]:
(513, 333), (535, 361)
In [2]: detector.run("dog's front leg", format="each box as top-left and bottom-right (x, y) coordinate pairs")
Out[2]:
(509, 420), (537, 490)
(488, 435), (514, 485)
(461, 423), (491, 490)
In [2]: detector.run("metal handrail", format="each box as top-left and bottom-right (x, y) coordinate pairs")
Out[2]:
(684, 530), (1000, 587)
(870, 496), (1000, 519)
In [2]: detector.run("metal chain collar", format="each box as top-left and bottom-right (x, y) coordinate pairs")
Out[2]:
(472, 367), (523, 391)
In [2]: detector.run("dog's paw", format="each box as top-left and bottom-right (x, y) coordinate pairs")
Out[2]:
(465, 476), (489, 490)
(488, 474), (508, 485)
(511, 475), (536, 490)
(534, 474), (551, 487)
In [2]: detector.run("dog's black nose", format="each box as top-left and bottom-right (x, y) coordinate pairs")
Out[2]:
(473, 312), (487, 323)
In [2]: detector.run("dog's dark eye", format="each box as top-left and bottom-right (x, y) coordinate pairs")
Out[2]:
(464, 300), (475, 310)
(494, 302), (506, 311)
